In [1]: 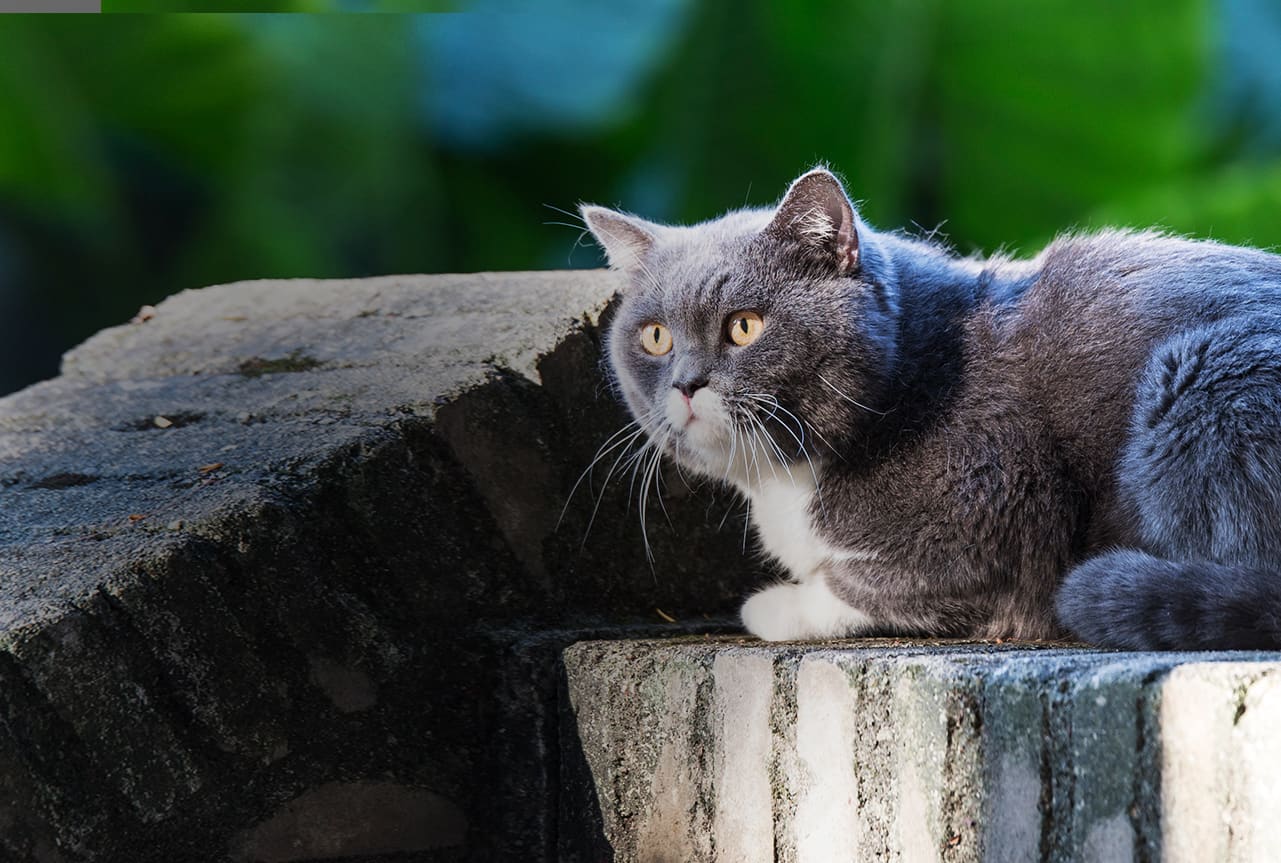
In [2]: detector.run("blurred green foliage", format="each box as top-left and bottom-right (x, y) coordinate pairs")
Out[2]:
(0, 2), (1278, 394)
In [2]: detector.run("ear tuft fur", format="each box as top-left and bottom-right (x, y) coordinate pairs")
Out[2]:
(579, 205), (660, 272)
(766, 168), (860, 274)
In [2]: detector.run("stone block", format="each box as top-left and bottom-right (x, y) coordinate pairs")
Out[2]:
(562, 639), (1281, 863)
(0, 271), (745, 860)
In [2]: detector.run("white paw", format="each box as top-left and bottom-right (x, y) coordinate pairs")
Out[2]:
(740, 578), (875, 641)
(741, 584), (804, 641)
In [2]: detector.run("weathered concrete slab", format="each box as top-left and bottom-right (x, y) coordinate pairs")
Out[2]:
(562, 638), (1281, 863)
(0, 272), (753, 861)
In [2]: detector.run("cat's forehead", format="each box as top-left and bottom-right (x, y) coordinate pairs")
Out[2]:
(637, 209), (775, 306)
(653, 237), (744, 285)
(662, 208), (771, 259)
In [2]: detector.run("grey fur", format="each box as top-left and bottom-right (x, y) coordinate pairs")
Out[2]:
(582, 167), (1281, 649)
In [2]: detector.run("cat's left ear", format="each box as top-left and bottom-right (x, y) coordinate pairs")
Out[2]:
(579, 205), (662, 272)
(765, 168), (860, 275)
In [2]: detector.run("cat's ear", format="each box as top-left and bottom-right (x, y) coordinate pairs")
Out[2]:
(765, 168), (860, 274)
(580, 205), (661, 272)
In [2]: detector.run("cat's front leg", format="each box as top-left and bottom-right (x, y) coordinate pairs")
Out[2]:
(741, 574), (876, 641)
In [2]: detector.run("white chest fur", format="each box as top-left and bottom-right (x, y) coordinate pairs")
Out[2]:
(747, 474), (831, 579)
(738, 468), (880, 640)
(745, 472), (879, 581)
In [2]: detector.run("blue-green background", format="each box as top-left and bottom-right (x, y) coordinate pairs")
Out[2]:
(2, 2), (1280, 394)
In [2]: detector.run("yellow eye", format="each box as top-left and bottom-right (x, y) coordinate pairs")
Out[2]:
(640, 322), (673, 356)
(727, 311), (764, 346)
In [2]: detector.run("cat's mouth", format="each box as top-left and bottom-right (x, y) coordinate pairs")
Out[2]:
(663, 387), (732, 455)
(665, 388), (709, 425)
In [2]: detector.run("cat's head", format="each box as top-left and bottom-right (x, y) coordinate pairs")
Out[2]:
(581, 168), (900, 484)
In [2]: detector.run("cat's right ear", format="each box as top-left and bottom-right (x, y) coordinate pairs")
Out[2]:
(764, 168), (861, 275)
(579, 205), (660, 272)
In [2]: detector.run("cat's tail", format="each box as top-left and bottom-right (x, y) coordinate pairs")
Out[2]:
(1055, 549), (1281, 650)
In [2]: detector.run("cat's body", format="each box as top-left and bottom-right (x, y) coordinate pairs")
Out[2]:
(582, 168), (1281, 649)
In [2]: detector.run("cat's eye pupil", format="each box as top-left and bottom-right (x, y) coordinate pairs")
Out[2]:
(640, 322), (671, 356)
(727, 312), (763, 346)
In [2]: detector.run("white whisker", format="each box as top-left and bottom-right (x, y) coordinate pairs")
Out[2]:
(582, 218), (666, 296)
(817, 371), (889, 416)
(802, 417), (845, 461)
(558, 407), (663, 535)
(722, 416), (743, 484)
(637, 428), (671, 566)
(579, 427), (652, 547)
(745, 394), (828, 518)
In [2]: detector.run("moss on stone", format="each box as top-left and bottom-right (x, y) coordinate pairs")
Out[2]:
(237, 350), (322, 378)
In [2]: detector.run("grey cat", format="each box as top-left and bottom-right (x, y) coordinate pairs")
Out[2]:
(581, 167), (1281, 650)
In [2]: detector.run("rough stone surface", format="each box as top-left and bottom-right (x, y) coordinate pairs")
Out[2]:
(0, 272), (753, 862)
(562, 637), (1281, 863)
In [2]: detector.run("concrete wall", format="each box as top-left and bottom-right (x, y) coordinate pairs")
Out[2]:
(563, 638), (1281, 863)
(0, 272), (752, 861)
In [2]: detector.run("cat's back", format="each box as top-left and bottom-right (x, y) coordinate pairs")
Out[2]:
(986, 230), (1281, 539)
(1029, 229), (1281, 325)
(994, 229), (1281, 383)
